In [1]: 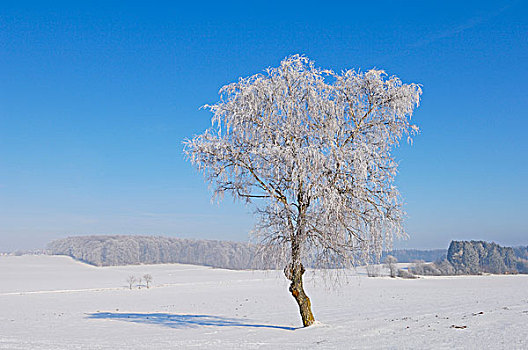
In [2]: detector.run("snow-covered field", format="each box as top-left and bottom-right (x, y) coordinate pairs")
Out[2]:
(1, 255), (527, 349)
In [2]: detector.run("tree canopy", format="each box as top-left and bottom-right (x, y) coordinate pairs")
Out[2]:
(185, 55), (421, 267)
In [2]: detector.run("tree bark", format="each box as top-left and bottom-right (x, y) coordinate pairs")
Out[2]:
(285, 263), (315, 327)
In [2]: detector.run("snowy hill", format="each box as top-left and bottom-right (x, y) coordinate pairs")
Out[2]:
(1, 255), (527, 349)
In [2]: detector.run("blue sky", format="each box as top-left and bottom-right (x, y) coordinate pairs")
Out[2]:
(1, 1), (527, 250)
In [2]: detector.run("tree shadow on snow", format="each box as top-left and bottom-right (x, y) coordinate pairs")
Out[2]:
(86, 312), (297, 331)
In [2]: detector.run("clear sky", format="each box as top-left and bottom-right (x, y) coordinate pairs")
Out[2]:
(1, 0), (527, 251)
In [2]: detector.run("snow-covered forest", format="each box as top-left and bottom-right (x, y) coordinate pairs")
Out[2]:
(382, 249), (446, 263)
(410, 241), (528, 275)
(446, 241), (528, 274)
(46, 235), (273, 269)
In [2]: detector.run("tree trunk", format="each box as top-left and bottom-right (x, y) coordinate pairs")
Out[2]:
(285, 263), (315, 327)
(287, 194), (315, 327)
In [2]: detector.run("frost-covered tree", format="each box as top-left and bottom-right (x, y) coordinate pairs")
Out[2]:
(185, 55), (421, 327)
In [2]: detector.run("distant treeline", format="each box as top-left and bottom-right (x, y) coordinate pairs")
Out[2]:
(411, 241), (528, 275)
(47, 235), (448, 269)
(47, 235), (276, 270)
(47, 235), (528, 273)
(382, 249), (447, 263)
(513, 246), (528, 260)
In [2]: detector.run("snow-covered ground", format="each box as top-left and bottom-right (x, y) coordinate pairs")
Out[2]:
(0, 255), (527, 349)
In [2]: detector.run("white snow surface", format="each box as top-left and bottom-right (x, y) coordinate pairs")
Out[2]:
(0, 255), (527, 349)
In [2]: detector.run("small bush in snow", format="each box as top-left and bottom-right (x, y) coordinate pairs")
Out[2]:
(397, 269), (417, 279)
(366, 265), (380, 277)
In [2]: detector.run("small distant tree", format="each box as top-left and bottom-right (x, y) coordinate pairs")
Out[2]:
(185, 55), (421, 327)
(384, 255), (398, 278)
(143, 274), (153, 288)
(137, 277), (142, 289)
(126, 275), (136, 290)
